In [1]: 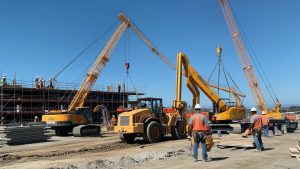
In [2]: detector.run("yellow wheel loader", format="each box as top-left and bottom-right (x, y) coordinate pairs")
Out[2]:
(114, 97), (187, 144)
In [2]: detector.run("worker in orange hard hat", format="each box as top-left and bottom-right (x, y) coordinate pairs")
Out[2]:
(261, 111), (270, 137)
(249, 107), (264, 151)
(189, 104), (212, 162)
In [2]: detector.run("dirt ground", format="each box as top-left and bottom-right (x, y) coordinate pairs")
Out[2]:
(0, 129), (299, 169)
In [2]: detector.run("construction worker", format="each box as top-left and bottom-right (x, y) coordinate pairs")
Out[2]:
(34, 116), (39, 123)
(189, 104), (212, 162)
(0, 75), (7, 86)
(261, 111), (270, 137)
(35, 76), (40, 88)
(249, 107), (264, 151)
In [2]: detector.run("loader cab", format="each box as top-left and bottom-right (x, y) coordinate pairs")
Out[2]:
(137, 98), (163, 118)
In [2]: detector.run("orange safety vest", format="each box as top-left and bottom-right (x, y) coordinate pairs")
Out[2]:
(253, 114), (263, 129)
(192, 113), (210, 131)
(261, 115), (269, 126)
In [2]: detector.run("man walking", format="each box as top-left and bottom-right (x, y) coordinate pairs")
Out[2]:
(261, 111), (270, 137)
(189, 104), (211, 162)
(249, 107), (264, 151)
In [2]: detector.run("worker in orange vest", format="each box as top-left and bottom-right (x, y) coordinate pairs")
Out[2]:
(189, 104), (212, 162)
(261, 111), (270, 137)
(249, 107), (264, 151)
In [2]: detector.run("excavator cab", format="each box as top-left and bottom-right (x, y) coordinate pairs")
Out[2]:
(75, 107), (93, 124)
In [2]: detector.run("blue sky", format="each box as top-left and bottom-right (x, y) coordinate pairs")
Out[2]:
(0, 0), (299, 108)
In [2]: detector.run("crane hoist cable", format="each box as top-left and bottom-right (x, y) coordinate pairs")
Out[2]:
(207, 47), (245, 103)
(53, 20), (119, 105)
(231, 9), (277, 104)
(49, 20), (119, 84)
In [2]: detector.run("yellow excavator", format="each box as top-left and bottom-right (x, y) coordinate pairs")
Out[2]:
(42, 13), (175, 136)
(175, 51), (247, 133)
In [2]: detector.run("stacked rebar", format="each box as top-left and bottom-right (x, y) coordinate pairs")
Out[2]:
(0, 123), (52, 145)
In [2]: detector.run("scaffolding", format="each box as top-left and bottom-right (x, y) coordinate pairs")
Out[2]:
(0, 78), (144, 124)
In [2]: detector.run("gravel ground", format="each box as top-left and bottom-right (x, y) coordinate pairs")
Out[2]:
(0, 130), (299, 169)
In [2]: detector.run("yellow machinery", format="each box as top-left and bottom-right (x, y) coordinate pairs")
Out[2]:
(115, 50), (247, 144)
(115, 97), (187, 143)
(175, 52), (247, 133)
(42, 13), (175, 136)
(219, 0), (289, 130)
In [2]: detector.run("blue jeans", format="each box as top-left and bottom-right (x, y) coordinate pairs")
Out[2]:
(253, 132), (264, 150)
(263, 125), (269, 137)
(193, 138), (208, 160)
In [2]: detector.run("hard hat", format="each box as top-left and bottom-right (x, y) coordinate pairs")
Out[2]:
(251, 107), (257, 112)
(262, 111), (266, 115)
(195, 104), (201, 109)
(3, 75), (6, 78)
(36, 76), (39, 79)
(34, 116), (38, 119)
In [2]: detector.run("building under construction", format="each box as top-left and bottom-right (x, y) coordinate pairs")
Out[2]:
(0, 78), (143, 124)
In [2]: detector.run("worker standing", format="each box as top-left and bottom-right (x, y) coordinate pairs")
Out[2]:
(0, 75), (7, 86)
(249, 107), (264, 151)
(35, 76), (40, 88)
(189, 104), (212, 162)
(261, 111), (270, 137)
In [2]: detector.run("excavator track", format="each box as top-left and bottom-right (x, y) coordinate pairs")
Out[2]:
(72, 125), (101, 137)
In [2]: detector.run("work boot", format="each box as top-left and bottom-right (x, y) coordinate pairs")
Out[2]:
(204, 158), (212, 162)
(193, 158), (198, 162)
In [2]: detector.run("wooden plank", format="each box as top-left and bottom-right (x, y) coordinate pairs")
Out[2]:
(290, 152), (300, 157)
(297, 144), (300, 151)
(289, 148), (300, 154)
(296, 156), (300, 162)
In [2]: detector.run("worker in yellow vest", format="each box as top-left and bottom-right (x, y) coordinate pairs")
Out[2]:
(189, 104), (212, 162)
(261, 111), (270, 137)
(249, 107), (264, 151)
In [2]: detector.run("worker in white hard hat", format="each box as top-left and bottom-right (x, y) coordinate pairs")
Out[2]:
(261, 111), (270, 137)
(34, 116), (39, 123)
(189, 104), (211, 162)
(249, 107), (264, 151)
(0, 75), (7, 86)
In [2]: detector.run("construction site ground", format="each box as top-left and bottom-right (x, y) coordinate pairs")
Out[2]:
(0, 127), (299, 169)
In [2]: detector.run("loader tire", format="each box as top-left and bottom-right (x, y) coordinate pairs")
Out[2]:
(144, 121), (161, 143)
(171, 121), (186, 139)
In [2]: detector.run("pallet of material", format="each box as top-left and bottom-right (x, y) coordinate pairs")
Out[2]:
(0, 124), (52, 146)
(216, 136), (255, 149)
(289, 140), (300, 162)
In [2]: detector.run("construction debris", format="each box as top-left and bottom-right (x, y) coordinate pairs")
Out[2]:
(0, 123), (52, 145)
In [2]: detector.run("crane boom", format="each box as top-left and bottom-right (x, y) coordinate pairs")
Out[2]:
(219, 0), (267, 112)
(68, 13), (175, 111)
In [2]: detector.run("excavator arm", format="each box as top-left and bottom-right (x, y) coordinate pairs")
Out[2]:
(173, 52), (229, 115)
(173, 52), (246, 124)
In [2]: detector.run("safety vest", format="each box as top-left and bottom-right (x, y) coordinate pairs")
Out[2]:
(261, 115), (269, 126)
(253, 114), (263, 129)
(192, 113), (210, 131)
